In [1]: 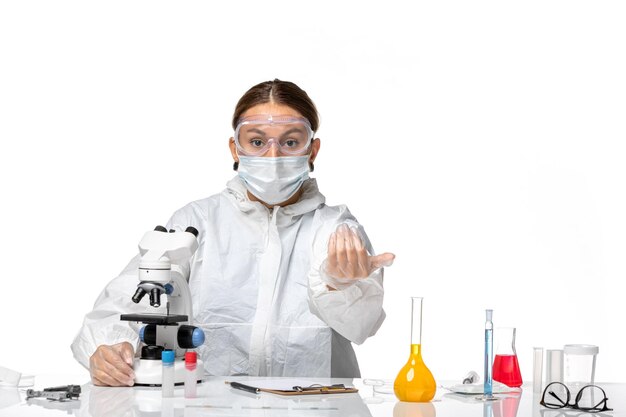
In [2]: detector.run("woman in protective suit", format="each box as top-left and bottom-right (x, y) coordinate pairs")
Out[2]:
(71, 79), (395, 386)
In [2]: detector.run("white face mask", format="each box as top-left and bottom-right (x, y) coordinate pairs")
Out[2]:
(237, 155), (310, 205)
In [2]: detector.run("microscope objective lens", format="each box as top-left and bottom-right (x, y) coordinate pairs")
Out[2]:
(150, 288), (161, 307)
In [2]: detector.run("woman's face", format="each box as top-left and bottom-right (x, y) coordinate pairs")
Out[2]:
(229, 103), (320, 160)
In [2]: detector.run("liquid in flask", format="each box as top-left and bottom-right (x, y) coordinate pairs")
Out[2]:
(492, 327), (523, 387)
(394, 297), (437, 402)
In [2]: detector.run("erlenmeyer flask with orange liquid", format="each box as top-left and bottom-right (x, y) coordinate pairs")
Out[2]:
(394, 297), (437, 402)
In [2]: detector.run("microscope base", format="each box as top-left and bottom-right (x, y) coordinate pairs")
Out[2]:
(133, 358), (204, 387)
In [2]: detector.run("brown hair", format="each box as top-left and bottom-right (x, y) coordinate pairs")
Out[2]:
(231, 79), (320, 131)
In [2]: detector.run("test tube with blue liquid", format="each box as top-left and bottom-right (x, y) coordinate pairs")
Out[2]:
(477, 309), (497, 402)
(484, 309), (493, 397)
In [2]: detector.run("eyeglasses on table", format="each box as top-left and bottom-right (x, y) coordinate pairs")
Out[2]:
(540, 381), (613, 413)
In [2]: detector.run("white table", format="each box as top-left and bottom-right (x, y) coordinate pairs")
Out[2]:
(1, 374), (624, 416)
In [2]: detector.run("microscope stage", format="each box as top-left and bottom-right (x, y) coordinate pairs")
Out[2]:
(120, 313), (189, 324)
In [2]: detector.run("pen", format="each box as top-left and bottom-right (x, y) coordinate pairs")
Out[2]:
(225, 381), (260, 394)
(293, 384), (346, 392)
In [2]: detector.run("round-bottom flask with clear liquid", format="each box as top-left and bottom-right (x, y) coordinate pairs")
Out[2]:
(394, 297), (437, 402)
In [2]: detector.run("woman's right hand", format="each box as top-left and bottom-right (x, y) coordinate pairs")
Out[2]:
(89, 342), (135, 386)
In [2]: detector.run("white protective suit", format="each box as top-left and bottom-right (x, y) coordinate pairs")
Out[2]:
(71, 176), (385, 377)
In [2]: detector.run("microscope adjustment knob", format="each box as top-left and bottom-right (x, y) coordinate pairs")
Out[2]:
(154, 225), (168, 232)
(191, 328), (205, 347)
(185, 226), (199, 237)
(177, 325), (206, 349)
(139, 324), (157, 345)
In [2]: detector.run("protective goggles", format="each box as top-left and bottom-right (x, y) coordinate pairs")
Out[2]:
(234, 115), (314, 156)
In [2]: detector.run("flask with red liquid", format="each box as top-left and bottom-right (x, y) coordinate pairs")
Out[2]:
(493, 327), (523, 387)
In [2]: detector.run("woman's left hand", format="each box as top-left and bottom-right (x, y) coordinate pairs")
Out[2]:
(326, 224), (395, 279)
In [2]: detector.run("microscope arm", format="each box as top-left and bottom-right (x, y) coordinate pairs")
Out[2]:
(168, 264), (193, 322)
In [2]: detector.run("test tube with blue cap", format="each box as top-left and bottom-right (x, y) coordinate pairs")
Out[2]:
(162, 350), (175, 398)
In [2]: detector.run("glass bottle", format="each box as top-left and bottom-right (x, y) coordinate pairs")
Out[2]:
(394, 297), (436, 402)
(493, 327), (523, 387)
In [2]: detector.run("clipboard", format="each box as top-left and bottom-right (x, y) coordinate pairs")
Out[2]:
(225, 381), (358, 396)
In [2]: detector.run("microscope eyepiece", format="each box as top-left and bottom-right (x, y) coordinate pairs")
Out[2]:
(154, 225), (168, 232)
(185, 226), (199, 237)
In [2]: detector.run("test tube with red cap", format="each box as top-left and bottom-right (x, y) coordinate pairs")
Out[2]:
(184, 351), (197, 398)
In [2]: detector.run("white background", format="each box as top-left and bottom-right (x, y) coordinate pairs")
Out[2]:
(1, 1), (625, 385)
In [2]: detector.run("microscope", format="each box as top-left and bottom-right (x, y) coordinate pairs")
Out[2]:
(120, 225), (205, 386)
